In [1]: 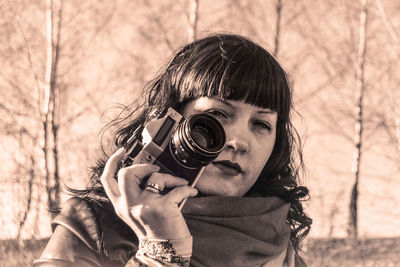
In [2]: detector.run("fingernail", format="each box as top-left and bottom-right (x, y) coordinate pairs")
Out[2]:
(153, 165), (160, 171)
(192, 188), (198, 196)
(117, 147), (126, 153)
(114, 147), (126, 157)
(178, 177), (188, 184)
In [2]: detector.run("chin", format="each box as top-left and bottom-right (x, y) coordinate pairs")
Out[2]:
(195, 168), (250, 196)
(195, 182), (241, 197)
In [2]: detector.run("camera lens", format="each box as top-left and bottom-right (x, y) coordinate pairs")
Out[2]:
(171, 113), (226, 168)
(191, 124), (214, 149)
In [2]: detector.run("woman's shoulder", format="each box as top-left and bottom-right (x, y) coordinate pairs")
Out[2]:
(52, 197), (108, 252)
(54, 196), (138, 262)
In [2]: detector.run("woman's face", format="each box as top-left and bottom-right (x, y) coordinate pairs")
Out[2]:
(181, 97), (277, 196)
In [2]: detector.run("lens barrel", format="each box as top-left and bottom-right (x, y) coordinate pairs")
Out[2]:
(171, 113), (225, 168)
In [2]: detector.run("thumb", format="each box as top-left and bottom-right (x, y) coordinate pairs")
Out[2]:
(165, 186), (198, 206)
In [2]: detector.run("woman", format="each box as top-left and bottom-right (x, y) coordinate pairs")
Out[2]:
(35, 34), (312, 266)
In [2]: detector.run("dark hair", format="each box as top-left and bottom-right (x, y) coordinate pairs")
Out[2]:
(73, 33), (311, 256)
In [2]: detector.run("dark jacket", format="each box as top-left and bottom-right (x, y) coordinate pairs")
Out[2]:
(35, 196), (306, 267)
(34, 197), (138, 266)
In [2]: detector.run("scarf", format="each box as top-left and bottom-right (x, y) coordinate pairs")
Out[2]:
(182, 196), (293, 267)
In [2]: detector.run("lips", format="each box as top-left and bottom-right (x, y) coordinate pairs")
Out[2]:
(212, 160), (243, 175)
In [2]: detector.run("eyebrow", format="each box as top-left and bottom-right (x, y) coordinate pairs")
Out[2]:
(213, 98), (276, 115)
(256, 110), (276, 115)
(213, 98), (233, 108)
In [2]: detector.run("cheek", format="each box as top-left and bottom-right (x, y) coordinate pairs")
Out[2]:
(251, 136), (276, 174)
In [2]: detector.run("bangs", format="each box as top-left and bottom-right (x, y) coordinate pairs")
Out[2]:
(170, 35), (291, 119)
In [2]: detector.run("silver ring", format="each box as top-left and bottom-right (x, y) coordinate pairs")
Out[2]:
(144, 183), (163, 194)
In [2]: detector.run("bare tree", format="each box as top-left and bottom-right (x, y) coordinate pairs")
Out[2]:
(0, 0), (117, 238)
(288, 0), (400, 239)
(348, 0), (368, 240)
(42, 0), (62, 212)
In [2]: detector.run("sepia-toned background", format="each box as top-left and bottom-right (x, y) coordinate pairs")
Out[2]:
(1, 0), (399, 265)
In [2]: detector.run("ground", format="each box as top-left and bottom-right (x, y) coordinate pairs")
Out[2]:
(1, 237), (400, 266)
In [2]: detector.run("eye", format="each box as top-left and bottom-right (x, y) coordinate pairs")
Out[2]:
(206, 109), (228, 118)
(254, 120), (272, 132)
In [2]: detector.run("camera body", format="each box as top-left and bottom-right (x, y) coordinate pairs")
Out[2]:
(123, 107), (226, 186)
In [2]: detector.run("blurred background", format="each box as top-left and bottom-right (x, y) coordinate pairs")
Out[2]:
(1, 0), (399, 266)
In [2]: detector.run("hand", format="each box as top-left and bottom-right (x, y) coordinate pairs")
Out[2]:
(100, 148), (198, 241)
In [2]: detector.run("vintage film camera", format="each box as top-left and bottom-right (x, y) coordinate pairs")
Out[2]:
(122, 107), (226, 187)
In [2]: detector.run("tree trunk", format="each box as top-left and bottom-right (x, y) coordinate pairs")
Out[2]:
(348, 0), (368, 240)
(273, 0), (283, 57)
(51, 0), (62, 211)
(188, 0), (199, 42)
(43, 0), (62, 214)
(43, 0), (54, 213)
(51, 85), (60, 211)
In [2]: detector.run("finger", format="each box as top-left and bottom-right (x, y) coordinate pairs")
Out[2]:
(164, 186), (198, 205)
(120, 164), (161, 182)
(119, 164), (160, 201)
(146, 172), (188, 191)
(101, 147), (126, 203)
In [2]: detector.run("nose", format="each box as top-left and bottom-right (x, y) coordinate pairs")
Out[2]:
(224, 133), (249, 153)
